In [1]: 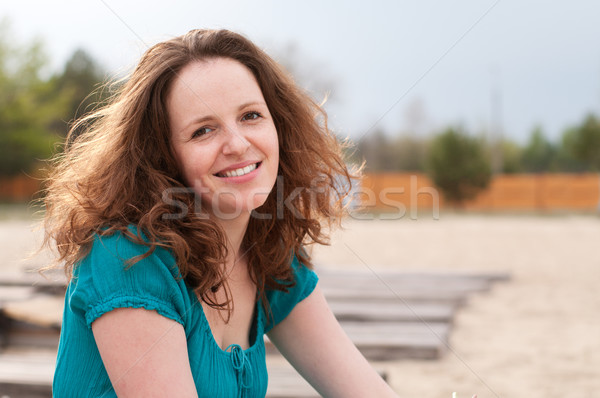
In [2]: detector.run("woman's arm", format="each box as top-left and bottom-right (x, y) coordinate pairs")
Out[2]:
(92, 307), (198, 398)
(267, 284), (398, 398)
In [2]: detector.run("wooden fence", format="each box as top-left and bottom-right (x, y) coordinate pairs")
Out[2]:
(360, 173), (600, 212)
(2, 173), (600, 211)
(0, 176), (43, 202)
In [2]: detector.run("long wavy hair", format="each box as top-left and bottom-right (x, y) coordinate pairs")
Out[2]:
(43, 29), (356, 312)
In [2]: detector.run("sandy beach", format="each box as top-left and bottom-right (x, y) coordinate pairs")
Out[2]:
(1, 213), (599, 397)
(313, 214), (600, 398)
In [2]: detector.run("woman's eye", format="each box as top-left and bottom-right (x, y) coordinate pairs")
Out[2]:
(192, 127), (213, 138)
(242, 111), (261, 121)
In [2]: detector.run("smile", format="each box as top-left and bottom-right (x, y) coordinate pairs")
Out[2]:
(216, 162), (260, 178)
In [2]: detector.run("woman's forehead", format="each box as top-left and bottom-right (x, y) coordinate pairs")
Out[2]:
(167, 58), (267, 128)
(172, 58), (261, 99)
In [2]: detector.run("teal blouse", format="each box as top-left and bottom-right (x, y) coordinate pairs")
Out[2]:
(52, 229), (318, 398)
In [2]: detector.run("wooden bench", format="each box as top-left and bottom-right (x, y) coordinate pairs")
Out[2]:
(0, 268), (508, 396)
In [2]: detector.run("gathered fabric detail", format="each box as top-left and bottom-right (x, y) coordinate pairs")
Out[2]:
(226, 344), (253, 397)
(85, 294), (183, 328)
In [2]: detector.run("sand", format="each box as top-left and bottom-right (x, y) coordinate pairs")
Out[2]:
(312, 214), (600, 398)
(2, 214), (599, 397)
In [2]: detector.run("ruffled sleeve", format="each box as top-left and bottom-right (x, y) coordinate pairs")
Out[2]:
(67, 228), (186, 328)
(264, 255), (318, 333)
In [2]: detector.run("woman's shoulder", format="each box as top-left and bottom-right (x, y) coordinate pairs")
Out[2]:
(76, 225), (181, 281)
(69, 225), (188, 327)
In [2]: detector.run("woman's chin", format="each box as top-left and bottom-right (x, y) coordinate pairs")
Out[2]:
(201, 197), (270, 221)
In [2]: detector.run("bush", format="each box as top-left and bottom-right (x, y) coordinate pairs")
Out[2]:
(426, 127), (491, 206)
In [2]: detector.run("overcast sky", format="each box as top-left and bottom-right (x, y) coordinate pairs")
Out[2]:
(1, 0), (599, 144)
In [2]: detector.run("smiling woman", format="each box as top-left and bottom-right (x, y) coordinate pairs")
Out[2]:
(42, 29), (397, 398)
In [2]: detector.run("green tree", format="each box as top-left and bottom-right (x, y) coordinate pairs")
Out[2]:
(566, 114), (600, 171)
(554, 126), (588, 172)
(520, 126), (556, 173)
(426, 127), (491, 205)
(52, 48), (108, 134)
(0, 19), (67, 176)
(500, 139), (523, 173)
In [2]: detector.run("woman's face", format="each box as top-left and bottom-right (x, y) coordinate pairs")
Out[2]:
(167, 57), (279, 219)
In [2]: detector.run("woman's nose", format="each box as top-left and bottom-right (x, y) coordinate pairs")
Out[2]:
(222, 126), (251, 156)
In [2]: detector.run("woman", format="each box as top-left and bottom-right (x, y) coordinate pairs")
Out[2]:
(44, 29), (397, 397)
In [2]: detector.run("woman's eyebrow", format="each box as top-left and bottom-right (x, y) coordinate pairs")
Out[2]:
(238, 101), (267, 110)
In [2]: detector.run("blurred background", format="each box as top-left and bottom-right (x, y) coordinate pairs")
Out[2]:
(0, 1), (599, 397)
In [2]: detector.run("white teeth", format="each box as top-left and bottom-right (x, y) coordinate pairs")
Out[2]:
(221, 163), (257, 177)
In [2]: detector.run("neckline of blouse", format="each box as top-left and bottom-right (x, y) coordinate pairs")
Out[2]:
(189, 285), (265, 356)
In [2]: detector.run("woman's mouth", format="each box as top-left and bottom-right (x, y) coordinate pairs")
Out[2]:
(215, 162), (261, 178)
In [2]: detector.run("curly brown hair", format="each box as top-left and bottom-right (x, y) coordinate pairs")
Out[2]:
(42, 29), (356, 312)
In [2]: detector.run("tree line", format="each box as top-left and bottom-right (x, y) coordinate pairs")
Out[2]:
(352, 116), (600, 175)
(0, 19), (108, 177)
(349, 115), (600, 205)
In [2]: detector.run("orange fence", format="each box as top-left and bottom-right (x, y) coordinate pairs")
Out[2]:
(0, 175), (44, 202)
(360, 173), (600, 212)
(2, 173), (600, 211)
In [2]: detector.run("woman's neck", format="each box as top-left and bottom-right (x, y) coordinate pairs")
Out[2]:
(213, 212), (251, 260)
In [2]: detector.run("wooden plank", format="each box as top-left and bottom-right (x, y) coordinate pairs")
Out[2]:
(3, 323), (61, 349)
(341, 321), (449, 342)
(342, 321), (450, 360)
(0, 272), (66, 295)
(317, 269), (510, 283)
(317, 271), (493, 307)
(0, 349), (56, 388)
(2, 295), (64, 328)
(267, 321), (450, 360)
(0, 382), (51, 398)
(0, 286), (35, 307)
(1, 294), (63, 350)
(328, 300), (455, 323)
(320, 285), (469, 305)
(319, 274), (491, 293)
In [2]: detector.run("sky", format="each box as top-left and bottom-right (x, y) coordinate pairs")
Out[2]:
(1, 0), (599, 144)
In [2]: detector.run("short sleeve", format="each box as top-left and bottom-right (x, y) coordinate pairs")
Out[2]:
(67, 229), (186, 328)
(264, 255), (318, 333)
